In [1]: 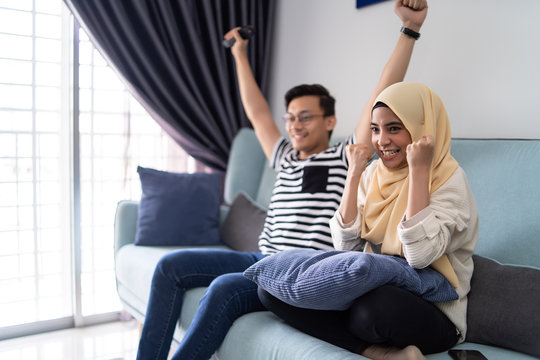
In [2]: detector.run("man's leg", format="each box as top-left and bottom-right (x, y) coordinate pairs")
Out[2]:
(170, 273), (266, 360)
(136, 249), (263, 360)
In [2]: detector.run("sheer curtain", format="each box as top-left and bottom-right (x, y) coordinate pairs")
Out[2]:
(63, 0), (276, 171)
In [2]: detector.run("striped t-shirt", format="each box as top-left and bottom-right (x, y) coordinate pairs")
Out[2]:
(258, 136), (355, 255)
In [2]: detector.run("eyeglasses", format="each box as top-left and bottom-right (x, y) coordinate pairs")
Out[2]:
(283, 113), (325, 127)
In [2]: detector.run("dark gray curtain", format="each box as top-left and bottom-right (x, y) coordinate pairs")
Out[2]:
(64, 0), (275, 171)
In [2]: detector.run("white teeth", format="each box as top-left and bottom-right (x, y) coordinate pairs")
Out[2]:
(381, 150), (398, 156)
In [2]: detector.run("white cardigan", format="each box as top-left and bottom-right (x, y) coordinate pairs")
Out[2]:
(330, 160), (479, 343)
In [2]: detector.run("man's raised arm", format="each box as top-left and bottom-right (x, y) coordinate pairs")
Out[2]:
(225, 28), (281, 160)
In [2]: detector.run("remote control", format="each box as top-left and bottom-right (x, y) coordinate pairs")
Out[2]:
(222, 25), (255, 48)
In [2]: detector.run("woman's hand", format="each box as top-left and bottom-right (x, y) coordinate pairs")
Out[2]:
(346, 143), (371, 178)
(406, 135), (434, 173)
(395, 0), (428, 32)
(406, 136), (433, 219)
(339, 144), (371, 225)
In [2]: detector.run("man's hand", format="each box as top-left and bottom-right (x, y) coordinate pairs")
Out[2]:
(224, 26), (280, 160)
(224, 27), (249, 58)
(346, 144), (371, 178)
(395, 0), (428, 32)
(406, 135), (434, 172)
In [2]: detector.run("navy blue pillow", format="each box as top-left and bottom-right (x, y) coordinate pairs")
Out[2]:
(135, 166), (222, 246)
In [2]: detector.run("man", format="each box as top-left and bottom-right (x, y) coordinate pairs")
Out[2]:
(136, 1), (428, 359)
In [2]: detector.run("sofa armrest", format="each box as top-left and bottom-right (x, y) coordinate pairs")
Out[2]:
(114, 200), (139, 253)
(219, 204), (230, 227)
(114, 201), (230, 254)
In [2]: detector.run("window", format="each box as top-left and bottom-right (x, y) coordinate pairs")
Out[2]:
(0, 0), (72, 329)
(77, 29), (194, 316)
(0, 1), (195, 338)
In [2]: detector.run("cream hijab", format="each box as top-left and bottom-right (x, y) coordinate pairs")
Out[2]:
(361, 82), (460, 287)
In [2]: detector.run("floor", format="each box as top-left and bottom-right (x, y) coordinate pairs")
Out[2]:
(0, 320), (141, 360)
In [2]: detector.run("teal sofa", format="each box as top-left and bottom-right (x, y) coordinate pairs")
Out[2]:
(114, 128), (540, 359)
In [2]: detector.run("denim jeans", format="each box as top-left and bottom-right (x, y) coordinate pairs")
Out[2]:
(136, 248), (266, 360)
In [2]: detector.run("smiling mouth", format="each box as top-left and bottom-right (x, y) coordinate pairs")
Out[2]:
(292, 133), (307, 140)
(381, 149), (399, 156)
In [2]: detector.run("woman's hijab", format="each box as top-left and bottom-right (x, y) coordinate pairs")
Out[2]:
(361, 82), (460, 287)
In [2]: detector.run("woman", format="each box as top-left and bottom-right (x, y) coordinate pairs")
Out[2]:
(258, 82), (479, 360)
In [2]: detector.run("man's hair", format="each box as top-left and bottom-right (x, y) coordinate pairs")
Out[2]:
(284, 84), (336, 116)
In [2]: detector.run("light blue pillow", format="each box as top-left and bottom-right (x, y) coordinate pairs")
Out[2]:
(244, 249), (458, 310)
(135, 166), (222, 246)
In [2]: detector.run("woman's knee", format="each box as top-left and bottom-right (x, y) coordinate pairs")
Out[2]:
(347, 299), (377, 338)
(257, 287), (275, 308)
(257, 287), (316, 324)
(347, 285), (404, 338)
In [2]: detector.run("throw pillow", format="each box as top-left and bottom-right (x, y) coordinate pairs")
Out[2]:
(465, 255), (540, 357)
(135, 166), (222, 246)
(244, 249), (457, 311)
(220, 192), (267, 252)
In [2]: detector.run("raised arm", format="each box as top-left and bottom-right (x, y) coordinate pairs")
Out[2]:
(225, 28), (281, 160)
(338, 143), (372, 224)
(406, 135), (433, 220)
(355, 0), (428, 150)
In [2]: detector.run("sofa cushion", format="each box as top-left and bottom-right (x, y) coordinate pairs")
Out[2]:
(466, 255), (540, 357)
(135, 166), (222, 246)
(220, 192), (267, 252)
(244, 249), (457, 311)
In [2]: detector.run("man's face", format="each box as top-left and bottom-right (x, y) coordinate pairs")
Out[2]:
(284, 95), (335, 159)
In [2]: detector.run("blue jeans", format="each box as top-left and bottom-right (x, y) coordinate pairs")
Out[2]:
(136, 248), (266, 360)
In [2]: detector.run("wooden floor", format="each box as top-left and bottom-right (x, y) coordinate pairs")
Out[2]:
(0, 320), (140, 360)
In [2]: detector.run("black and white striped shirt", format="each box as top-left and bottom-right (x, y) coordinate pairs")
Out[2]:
(259, 136), (355, 255)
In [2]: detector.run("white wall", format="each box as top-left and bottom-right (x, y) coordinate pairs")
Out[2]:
(267, 0), (540, 139)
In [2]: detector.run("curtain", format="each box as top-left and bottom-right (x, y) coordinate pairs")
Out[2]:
(64, 0), (276, 171)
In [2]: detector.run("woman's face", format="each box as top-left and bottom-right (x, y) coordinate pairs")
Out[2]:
(371, 107), (412, 170)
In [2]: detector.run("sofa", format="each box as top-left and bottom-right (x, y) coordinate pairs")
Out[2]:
(114, 128), (540, 359)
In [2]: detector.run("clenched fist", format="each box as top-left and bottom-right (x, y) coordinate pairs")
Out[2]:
(395, 0), (428, 32)
(224, 27), (249, 58)
(346, 143), (371, 177)
(400, 0), (427, 10)
(406, 135), (434, 171)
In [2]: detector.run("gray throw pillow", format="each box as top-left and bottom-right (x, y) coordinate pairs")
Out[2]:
(220, 192), (267, 252)
(466, 255), (540, 357)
